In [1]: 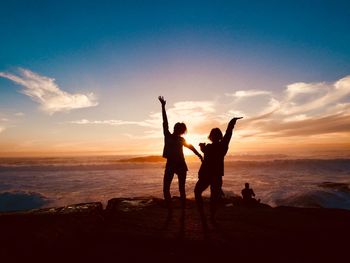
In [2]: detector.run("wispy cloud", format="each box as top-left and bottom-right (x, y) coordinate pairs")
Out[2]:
(69, 75), (350, 143)
(14, 112), (24, 117)
(69, 119), (152, 127)
(285, 82), (325, 100)
(226, 90), (271, 98)
(236, 75), (350, 139)
(69, 100), (216, 140)
(0, 68), (98, 114)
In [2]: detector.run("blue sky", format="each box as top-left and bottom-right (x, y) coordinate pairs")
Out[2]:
(2, 1), (350, 78)
(0, 1), (350, 156)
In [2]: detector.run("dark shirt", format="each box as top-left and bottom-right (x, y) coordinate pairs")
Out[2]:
(162, 133), (186, 163)
(199, 128), (232, 178)
(162, 118), (187, 163)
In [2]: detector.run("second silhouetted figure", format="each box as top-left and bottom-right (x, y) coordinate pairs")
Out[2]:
(195, 117), (242, 226)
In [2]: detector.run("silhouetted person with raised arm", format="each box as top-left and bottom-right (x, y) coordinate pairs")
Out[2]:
(242, 182), (260, 206)
(159, 96), (203, 215)
(195, 117), (242, 226)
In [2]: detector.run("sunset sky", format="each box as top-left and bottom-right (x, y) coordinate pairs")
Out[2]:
(0, 1), (349, 157)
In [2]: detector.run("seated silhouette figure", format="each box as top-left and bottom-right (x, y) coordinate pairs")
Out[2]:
(241, 183), (260, 206)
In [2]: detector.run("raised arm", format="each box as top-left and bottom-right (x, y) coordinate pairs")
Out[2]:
(158, 96), (169, 135)
(185, 143), (203, 162)
(222, 117), (243, 148)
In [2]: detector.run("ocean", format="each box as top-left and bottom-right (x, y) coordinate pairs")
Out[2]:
(0, 156), (350, 212)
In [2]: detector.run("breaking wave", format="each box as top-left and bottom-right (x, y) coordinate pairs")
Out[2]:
(274, 182), (350, 209)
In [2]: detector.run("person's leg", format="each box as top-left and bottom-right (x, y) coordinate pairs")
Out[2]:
(163, 165), (174, 212)
(194, 178), (210, 228)
(218, 176), (225, 199)
(194, 178), (208, 206)
(210, 177), (221, 223)
(177, 171), (187, 209)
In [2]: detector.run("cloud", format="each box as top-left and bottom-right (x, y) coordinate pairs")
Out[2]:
(146, 101), (216, 137)
(68, 75), (350, 143)
(285, 82), (325, 100)
(256, 114), (350, 138)
(0, 68), (98, 114)
(14, 112), (24, 117)
(226, 90), (271, 98)
(283, 114), (309, 122)
(165, 101), (215, 123)
(235, 75), (350, 139)
(69, 119), (152, 127)
(280, 76), (350, 115)
(69, 100), (216, 140)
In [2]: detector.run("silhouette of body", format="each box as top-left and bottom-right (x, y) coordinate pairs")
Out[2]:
(241, 183), (260, 206)
(195, 117), (242, 225)
(159, 96), (202, 214)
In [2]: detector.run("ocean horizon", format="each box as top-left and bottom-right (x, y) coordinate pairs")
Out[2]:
(1, 155), (349, 212)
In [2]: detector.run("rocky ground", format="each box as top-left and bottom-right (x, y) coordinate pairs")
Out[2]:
(1, 197), (350, 263)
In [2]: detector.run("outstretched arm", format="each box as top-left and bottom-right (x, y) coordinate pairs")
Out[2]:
(222, 117), (243, 147)
(185, 143), (203, 162)
(158, 96), (169, 135)
(199, 143), (206, 153)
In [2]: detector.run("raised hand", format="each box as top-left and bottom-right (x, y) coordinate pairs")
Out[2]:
(232, 116), (243, 122)
(228, 117), (243, 129)
(199, 143), (206, 152)
(158, 96), (166, 106)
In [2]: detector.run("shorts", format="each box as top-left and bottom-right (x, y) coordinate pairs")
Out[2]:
(165, 160), (188, 174)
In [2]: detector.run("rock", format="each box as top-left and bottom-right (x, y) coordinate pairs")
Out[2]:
(1, 197), (350, 262)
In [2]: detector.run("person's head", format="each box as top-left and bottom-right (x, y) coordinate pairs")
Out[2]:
(245, 183), (250, 189)
(173, 122), (187, 135)
(208, 128), (223, 143)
